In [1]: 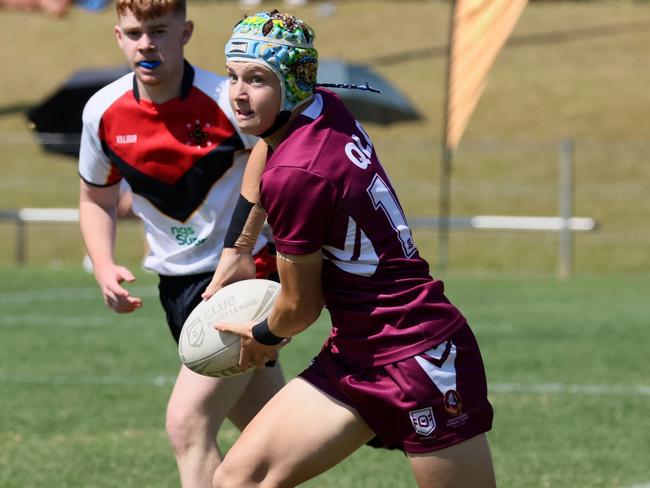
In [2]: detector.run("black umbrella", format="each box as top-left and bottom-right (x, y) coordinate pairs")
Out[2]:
(27, 66), (130, 158)
(26, 59), (420, 159)
(317, 59), (421, 125)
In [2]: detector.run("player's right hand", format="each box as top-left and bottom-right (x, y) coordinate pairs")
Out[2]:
(201, 247), (256, 300)
(215, 320), (282, 371)
(94, 264), (142, 313)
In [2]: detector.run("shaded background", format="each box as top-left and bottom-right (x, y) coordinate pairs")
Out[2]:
(1, 0), (649, 273)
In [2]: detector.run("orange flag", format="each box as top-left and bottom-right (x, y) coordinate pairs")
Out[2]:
(445, 0), (527, 150)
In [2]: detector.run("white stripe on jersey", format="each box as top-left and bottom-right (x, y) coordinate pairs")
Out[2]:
(300, 93), (324, 120)
(322, 215), (379, 277)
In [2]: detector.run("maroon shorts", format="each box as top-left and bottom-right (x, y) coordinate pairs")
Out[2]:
(299, 322), (493, 454)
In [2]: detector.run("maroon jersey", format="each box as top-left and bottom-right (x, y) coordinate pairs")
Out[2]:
(261, 89), (466, 367)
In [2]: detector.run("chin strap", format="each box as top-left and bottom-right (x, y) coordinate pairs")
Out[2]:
(256, 110), (291, 138)
(317, 82), (381, 93)
(255, 83), (380, 139)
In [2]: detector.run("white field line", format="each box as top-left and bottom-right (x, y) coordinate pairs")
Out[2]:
(0, 286), (158, 305)
(0, 374), (177, 387)
(0, 286), (158, 327)
(0, 373), (648, 398)
(0, 287), (99, 304)
(0, 315), (132, 327)
(491, 382), (650, 396)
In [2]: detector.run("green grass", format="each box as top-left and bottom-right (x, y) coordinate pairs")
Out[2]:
(1, 268), (648, 487)
(1, 2), (649, 485)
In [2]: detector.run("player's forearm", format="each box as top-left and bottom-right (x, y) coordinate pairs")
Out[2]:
(266, 253), (324, 339)
(267, 292), (323, 338)
(80, 203), (117, 268)
(240, 139), (268, 203)
(79, 181), (119, 271)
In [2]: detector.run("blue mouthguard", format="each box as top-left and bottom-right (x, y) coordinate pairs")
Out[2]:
(138, 60), (161, 69)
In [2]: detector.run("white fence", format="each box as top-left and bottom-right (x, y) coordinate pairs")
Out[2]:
(0, 208), (80, 265)
(0, 208), (597, 276)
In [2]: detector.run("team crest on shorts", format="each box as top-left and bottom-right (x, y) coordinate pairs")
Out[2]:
(444, 390), (463, 416)
(409, 407), (436, 436)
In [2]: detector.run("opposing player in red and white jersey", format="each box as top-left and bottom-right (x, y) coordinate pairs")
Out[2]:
(78, 1), (284, 487)
(206, 10), (496, 488)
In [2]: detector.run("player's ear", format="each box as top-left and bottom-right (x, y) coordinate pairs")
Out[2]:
(181, 20), (194, 45)
(114, 25), (123, 47)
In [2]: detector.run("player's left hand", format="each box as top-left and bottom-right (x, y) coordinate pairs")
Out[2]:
(215, 321), (284, 371)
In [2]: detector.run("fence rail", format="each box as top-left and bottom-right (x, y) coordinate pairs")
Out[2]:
(409, 216), (596, 232)
(0, 208), (81, 265)
(1, 208), (597, 276)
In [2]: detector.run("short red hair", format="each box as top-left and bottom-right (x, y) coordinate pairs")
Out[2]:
(115, 0), (186, 21)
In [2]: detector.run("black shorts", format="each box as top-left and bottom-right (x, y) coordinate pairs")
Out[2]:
(159, 271), (214, 343)
(158, 245), (278, 343)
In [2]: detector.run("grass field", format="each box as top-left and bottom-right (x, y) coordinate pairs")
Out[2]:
(1, 267), (649, 487)
(1, 1), (649, 487)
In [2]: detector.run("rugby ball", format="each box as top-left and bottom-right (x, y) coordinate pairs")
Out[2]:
(178, 279), (281, 378)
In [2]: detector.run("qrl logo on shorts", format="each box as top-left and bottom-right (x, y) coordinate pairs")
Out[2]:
(409, 407), (436, 436)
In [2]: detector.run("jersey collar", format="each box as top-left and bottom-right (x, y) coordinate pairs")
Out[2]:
(132, 60), (195, 103)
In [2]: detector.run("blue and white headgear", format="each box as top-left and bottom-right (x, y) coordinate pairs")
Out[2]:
(225, 10), (319, 114)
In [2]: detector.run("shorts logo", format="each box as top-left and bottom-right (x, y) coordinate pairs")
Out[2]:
(444, 390), (463, 416)
(409, 407), (436, 436)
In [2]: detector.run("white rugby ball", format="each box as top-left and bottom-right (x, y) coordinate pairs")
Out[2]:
(178, 279), (281, 378)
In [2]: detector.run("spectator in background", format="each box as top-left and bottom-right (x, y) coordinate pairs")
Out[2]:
(77, 1), (284, 487)
(0, 0), (106, 17)
(0, 0), (72, 16)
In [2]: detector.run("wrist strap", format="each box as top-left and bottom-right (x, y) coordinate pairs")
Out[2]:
(252, 318), (285, 346)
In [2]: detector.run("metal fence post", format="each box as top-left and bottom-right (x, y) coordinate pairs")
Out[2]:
(558, 139), (575, 278)
(16, 218), (26, 265)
